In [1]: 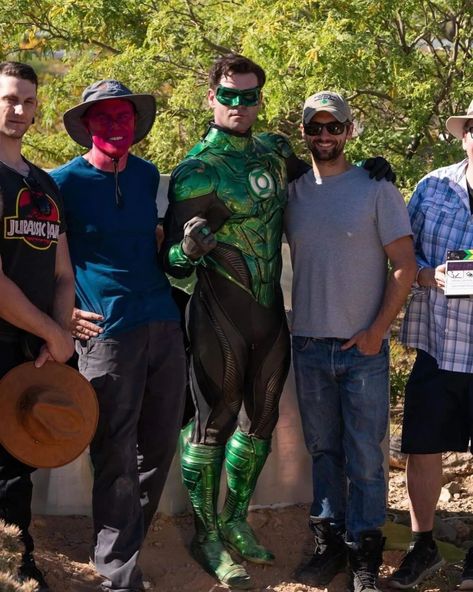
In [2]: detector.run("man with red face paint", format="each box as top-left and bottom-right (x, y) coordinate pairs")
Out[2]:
(51, 81), (186, 592)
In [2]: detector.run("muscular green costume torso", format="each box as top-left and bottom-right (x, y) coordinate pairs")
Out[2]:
(166, 125), (293, 307)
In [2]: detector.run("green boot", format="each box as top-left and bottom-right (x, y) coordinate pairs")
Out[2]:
(180, 428), (251, 590)
(219, 431), (275, 564)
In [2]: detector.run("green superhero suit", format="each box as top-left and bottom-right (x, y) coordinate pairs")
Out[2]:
(164, 124), (293, 588)
(167, 124), (293, 306)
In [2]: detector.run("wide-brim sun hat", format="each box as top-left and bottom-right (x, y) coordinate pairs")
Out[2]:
(0, 361), (98, 468)
(63, 79), (156, 148)
(446, 99), (473, 140)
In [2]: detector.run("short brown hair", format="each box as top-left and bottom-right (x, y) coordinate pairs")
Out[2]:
(209, 54), (266, 89)
(0, 61), (38, 87)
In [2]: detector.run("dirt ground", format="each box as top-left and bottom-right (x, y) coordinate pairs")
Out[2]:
(30, 482), (467, 592)
(29, 403), (473, 592)
(30, 504), (387, 592)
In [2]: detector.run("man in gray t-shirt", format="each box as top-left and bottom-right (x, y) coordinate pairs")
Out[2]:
(284, 91), (415, 592)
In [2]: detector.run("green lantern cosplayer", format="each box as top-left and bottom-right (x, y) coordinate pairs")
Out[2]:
(163, 54), (294, 589)
(163, 54), (393, 589)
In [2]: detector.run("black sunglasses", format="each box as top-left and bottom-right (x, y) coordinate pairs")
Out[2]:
(465, 126), (473, 139)
(303, 121), (349, 136)
(23, 176), (51, 216)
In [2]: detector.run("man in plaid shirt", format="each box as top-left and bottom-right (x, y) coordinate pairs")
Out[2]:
(390, 100), (473, 591)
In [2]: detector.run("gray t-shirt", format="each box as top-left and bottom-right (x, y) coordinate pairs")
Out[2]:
(284, 165), (412, 338)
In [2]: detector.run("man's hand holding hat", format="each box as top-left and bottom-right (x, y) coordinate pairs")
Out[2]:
(0, 362), (98, 468)
(35, 323), (75, 368)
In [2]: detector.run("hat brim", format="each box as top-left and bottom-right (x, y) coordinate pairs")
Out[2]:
(303, 106), (351, 124)
(63, 94), (157, 148)
(0, 362), (98, 468)
(446, 115), (473, 140)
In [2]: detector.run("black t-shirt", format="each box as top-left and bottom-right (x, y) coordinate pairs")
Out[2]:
(468, 181), (473, 214)
(0, 160), (65, 340)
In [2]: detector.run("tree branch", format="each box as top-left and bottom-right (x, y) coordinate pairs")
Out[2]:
(349, 89), (393, 102)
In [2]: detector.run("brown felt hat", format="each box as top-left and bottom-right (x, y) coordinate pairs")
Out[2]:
(0, 362), (98, 468)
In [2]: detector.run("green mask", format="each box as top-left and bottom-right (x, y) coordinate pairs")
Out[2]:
(216, 85), (261, 107)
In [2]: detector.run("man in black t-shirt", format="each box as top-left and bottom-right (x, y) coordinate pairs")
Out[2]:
(0, 61), (74, 592)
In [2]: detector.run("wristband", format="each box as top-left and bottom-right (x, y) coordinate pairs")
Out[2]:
(168, 243), (203, 268)
(179, 242), (204, 266)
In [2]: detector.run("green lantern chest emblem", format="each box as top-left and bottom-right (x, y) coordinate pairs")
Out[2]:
(248, 168), (275, 199)
(171, 127), (291, 307)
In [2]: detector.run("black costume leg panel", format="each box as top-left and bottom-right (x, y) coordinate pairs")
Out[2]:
(188, 287), (248, 445)
(243, 312), (291, 439)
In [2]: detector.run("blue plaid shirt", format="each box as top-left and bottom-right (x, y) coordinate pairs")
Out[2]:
(400, 158), (473, 372)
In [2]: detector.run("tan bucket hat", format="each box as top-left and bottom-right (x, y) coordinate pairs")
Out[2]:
(446, 100), (473, 139)
(0, 361), (98, 468)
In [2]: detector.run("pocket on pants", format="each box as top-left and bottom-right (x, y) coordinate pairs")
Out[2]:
(292, 336), (312, 352)
(75, 338), (109, 387)
(353, 339), (389, 358)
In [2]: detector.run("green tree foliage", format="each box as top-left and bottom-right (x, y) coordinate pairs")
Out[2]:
(0, 0), (471, 192)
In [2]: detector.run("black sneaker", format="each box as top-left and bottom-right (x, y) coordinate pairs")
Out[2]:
(293, 518), (347, 587)
(460, 546), (473, 590)
(348, 530), (385, 592)
(389, 540), (444, 589)
(18, 554), (50, 592)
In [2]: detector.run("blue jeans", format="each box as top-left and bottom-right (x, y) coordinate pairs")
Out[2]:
(292, 336), (389, 541)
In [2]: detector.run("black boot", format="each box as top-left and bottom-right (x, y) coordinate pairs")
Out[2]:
(19, 553), (50, 592)
(293, 518), (347, 587)
(348, 529), (385, 592)
(460, 545), (473, 590)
